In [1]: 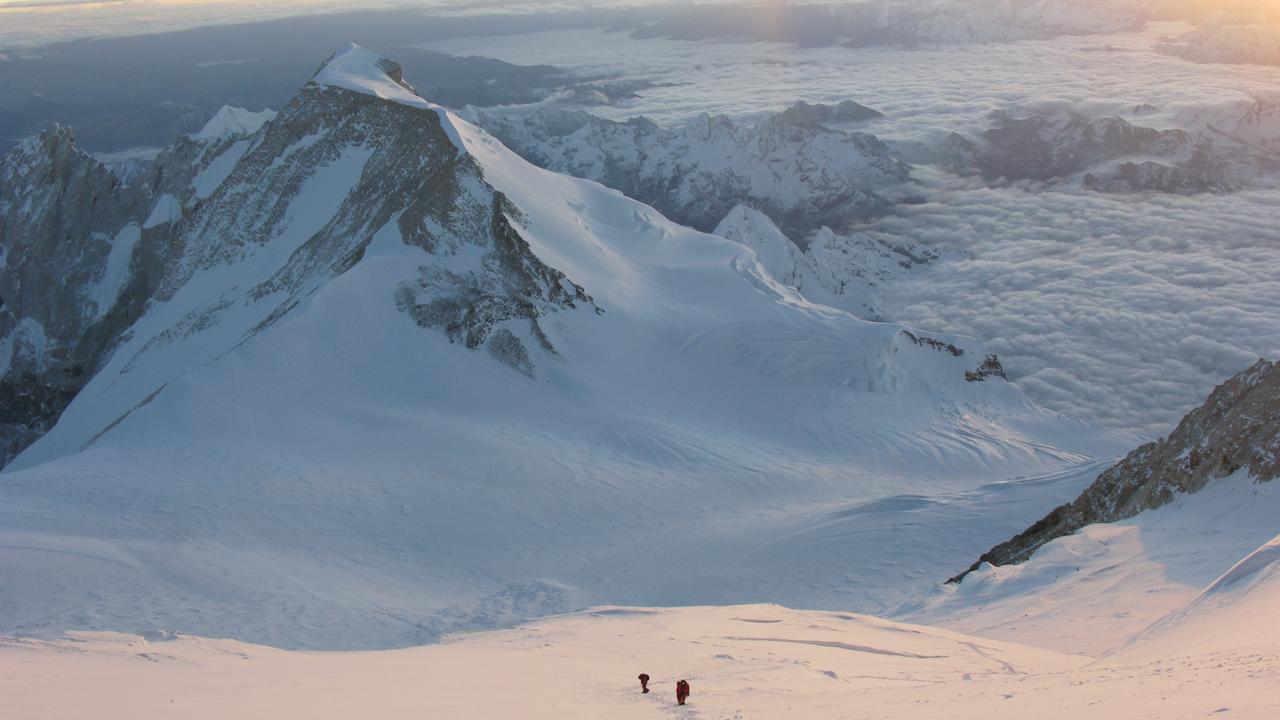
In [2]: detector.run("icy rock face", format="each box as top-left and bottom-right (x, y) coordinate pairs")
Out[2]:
(0, 128), (150, 465)
(0, 114), (280, 467)
(944, 110), (1279, 191)
(950, 359), (1280, 582)
(465, 102), (909, 236)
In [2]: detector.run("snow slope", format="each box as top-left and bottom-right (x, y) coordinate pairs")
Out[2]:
(1114, 530), (1280, 663)
(6, 602), (1278, 720)
(906, 471), (1280, 655)
(0, 45), (1120, 649)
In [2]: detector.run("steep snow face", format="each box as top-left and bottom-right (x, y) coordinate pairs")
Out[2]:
(0, 47), (1119, 649)
(465, 102), (909, 235)
(14, 44), (591, 470)
(910, 361), (1280, 655)
(713, 206), (937, 321)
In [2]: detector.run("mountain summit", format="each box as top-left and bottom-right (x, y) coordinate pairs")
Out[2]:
(0, 46), (1116, 648)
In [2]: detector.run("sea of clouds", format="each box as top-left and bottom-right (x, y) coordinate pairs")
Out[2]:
(7, 0), (1277, 436)
(874, 169), (1280, 437)
(425, 18), (1280, 436)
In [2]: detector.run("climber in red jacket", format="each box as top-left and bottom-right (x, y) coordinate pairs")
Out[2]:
(638, 673), (650, 693)
(676, 679), (691, 705)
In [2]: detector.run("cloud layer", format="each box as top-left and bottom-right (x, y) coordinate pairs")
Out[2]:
(874, 168), (1280, 436)
(429, 19), (1280, 437)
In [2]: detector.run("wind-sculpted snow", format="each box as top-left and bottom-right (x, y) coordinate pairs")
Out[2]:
(1114, 532), (1280, 663)
(465, 102), (908, 236)
(0, 46), (1121, 649)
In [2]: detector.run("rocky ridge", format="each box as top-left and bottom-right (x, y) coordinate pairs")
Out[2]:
(949, 359), (1280, 583)
(940, 109), (1280, 192)
(464, 101), (909, 238)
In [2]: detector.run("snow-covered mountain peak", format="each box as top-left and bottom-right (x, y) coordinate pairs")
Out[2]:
(713, 205), (806, 287)
(312, 43), (436, 113)
(191, 106), (277, 142)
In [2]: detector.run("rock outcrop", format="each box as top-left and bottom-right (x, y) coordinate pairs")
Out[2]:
(0, 127), (147, 465)
(942, 109), (1280, 192)
(949, 359), (1280, 583)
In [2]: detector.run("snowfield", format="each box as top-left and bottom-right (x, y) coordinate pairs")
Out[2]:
(5, 600), (1278, 720)
(906, 471), (1280, 656)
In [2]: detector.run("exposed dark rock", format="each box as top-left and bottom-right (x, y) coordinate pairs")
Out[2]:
(0, 128), (144, 465)
(778, 100), (884, 126)
(965, 354), (1007, 382)
(941, 110), (1278, 192)
(902, 330), (964, 357)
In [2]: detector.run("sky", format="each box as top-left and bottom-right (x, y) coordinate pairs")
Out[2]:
(0, 0), (724, 49)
